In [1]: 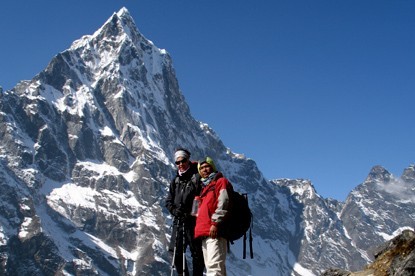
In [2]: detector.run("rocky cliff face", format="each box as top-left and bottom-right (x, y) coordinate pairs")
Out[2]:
(276, 165), (415, 275)
(322, 229), (415, 276)
(341, 166), (415, 260)
(0, 7), (414, 276)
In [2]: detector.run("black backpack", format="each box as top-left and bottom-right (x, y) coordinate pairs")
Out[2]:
(221, 185), (254, 259)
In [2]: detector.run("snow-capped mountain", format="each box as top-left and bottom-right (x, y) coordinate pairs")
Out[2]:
(0, 7), (414, 275)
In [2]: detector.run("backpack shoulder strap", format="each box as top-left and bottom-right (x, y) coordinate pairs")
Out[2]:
(200, 184), (216, 198)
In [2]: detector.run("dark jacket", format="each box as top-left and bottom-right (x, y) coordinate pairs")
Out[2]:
(166, 162), (201, 220)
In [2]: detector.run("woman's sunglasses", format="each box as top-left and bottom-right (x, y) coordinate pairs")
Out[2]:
(175, 158), (188, 165)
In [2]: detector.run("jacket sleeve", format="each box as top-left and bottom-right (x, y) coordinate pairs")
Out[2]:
(165, 179), (176, 215)
(211, 178), (230, 225)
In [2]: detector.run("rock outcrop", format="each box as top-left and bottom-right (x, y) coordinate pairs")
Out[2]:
(322, 229), (415, 276)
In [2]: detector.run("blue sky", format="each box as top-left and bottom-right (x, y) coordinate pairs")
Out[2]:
(1, 0), (414, 200)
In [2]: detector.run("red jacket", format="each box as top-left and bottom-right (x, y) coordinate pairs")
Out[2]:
(194, 172), (231, 239)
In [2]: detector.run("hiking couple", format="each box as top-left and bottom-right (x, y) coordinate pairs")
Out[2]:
(166, 148), (231, 276)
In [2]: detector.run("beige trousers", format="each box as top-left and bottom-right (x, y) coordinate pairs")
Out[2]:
(201, 237), (227, 276)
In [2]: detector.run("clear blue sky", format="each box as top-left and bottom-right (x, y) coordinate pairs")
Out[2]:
(1, 0), (414, 200)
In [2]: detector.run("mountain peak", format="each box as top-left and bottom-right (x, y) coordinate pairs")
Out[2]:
(365, 165), (391, 183)
(402, 164), (415, 183)
(116, 7), (130, 19)
(97, 7), (138, 43)
(70, 7), (148, 52)
(273, 178), (318, 200)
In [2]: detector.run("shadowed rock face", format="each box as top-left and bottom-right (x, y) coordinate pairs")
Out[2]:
(322, 229), (415, 276)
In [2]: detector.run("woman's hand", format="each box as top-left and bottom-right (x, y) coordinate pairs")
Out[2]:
(209, 225), (218, 239)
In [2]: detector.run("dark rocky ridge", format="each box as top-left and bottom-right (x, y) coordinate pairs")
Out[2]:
(322, 229), (415, 276)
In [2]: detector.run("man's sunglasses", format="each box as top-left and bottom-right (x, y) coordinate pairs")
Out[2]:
(175, 158), (188, 165)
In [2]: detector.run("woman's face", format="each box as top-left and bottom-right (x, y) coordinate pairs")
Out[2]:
(176, 157), (190, 172)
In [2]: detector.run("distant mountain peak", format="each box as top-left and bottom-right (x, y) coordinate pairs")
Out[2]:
(402, 164), (415, 183)
(365, 165), (391, 183)
(272, 178), (319, 200)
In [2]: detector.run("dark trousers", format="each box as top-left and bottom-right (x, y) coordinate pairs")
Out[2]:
(169, 218), (204, 276)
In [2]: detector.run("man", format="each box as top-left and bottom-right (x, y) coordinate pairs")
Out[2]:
(166, 148), (205, 276)
(194, 157), (231, 276)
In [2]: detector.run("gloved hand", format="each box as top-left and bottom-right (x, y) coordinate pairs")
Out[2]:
(173, 208), (185, 218)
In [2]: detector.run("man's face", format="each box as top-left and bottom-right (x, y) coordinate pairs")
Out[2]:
(199, 163), (213, 178)
(176, 157), (190, 172)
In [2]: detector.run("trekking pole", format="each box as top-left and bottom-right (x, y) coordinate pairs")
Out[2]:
(170, 221), (179, 276)
(182, 220), (186, 275)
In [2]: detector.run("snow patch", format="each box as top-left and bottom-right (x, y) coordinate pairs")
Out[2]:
(378, 226), (414, 241)
(293, 263), (316, 276)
